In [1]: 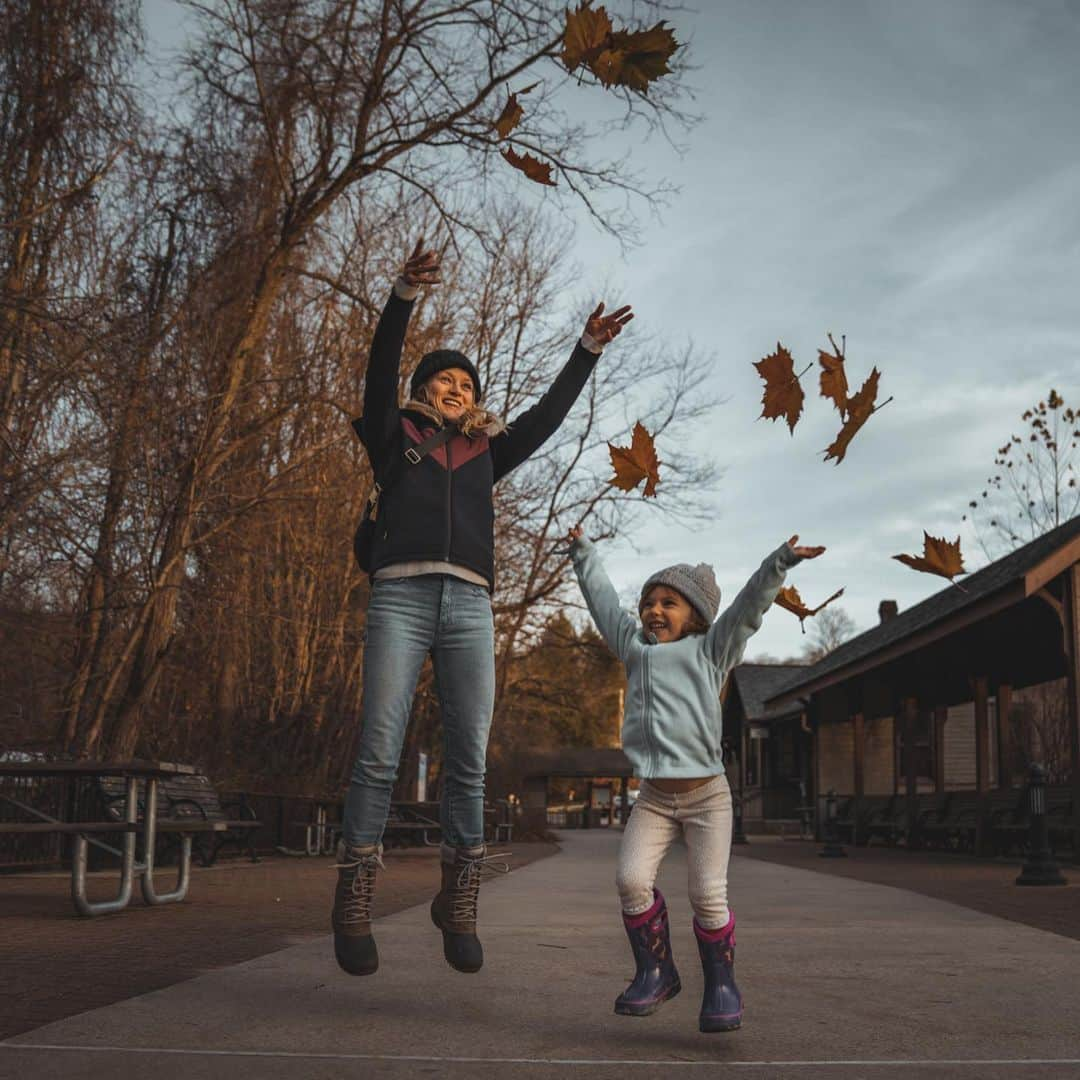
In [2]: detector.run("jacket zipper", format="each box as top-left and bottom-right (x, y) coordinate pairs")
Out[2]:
(641, 645), (655, 775)
(444, 430), (453, 561)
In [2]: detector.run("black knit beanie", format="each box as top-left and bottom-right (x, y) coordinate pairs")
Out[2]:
(410, 349), (483, 402)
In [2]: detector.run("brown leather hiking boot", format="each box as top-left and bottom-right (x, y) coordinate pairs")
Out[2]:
(430, 844), (509, 973)
(332, 841), (383, 975)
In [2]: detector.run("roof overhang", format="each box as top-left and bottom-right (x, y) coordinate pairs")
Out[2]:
(766, 578), (1027, 706)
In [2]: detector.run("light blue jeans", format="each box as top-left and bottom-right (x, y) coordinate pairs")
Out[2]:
(344, 574), (495, 849)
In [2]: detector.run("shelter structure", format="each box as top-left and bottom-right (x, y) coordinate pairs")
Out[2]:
(520, 748), (633, 832)
(760, 515), (1080, 853)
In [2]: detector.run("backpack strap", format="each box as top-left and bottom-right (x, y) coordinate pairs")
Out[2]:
(356, 419), (457, 518)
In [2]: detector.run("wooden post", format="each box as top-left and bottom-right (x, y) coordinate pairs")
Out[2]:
(1065, 564), (1080, 834)
(972, 675), (990, 855)
(903, 696), (918, 843)
(933, 704), (947, 793)
(996, 683), (1012, 790)
(852, 711), (865, 846)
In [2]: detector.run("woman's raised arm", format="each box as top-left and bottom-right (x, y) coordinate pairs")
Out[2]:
(490, 302), (633, 481)
(356, 239), (441, 465)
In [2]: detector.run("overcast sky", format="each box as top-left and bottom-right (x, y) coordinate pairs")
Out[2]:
(143, 1), (1080, 660)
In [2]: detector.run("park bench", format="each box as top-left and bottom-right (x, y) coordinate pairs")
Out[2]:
(918, 792), (981, 852)
(863, 795), (909, 846)
(1045, 787), (1076, 856)
(986, 788), (1029, 855)
(98, 772), (260, 867)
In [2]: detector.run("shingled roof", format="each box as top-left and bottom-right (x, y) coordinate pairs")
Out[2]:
(730, 663), (807, 720)
(765, 512), (1080, 705)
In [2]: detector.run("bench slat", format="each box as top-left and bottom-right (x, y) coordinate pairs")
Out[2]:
(0, 821), (139, 835)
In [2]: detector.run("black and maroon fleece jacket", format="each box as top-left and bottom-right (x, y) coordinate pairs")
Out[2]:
(353, 290), (598, 588)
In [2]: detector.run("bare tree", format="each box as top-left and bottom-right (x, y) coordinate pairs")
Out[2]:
(800, 606), (857, 664)
(963, 388), (1080, 562)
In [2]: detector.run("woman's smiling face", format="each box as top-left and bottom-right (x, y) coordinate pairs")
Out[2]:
(639, 584), (695, 643)
(424, 367), (476, 421)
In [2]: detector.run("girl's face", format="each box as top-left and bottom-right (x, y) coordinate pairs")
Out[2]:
(424, 367), (476, 421)
(639, 585), (696, 643)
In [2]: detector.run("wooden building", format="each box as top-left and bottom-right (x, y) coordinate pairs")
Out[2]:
(751, 515), (1080, 852)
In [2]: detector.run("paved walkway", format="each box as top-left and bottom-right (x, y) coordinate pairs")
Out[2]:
(3, 830), (1080, 1080)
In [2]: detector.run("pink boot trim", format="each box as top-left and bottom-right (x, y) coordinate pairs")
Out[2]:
(693, 911), (735, 945)
(623, 888), (664, 929)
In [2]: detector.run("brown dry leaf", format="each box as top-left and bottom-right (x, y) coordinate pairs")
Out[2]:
(562, 3), (613, 71)
(774, 585), (845, 632)
(754, 343), (804, 434)
(608, 421), (661, 497)
(501, 146), (557, 187)
(493, 83), (538, 140)
(818, 335), (848, 416)
(596, 23), (679, 93)
(892, 532), (966, 581)
(823, 367), (880, 464)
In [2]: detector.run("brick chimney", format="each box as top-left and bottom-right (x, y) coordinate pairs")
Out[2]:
(878, 599), (898, 624)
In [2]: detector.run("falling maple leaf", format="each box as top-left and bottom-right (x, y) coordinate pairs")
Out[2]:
(774, 585), (845, 633)
(608, 421), (660, 497)
(892, 532), (966, 583)
(562, 5), (678, 94)
(823, 367), (881, 465)
(493, 83), (538, 140)
(818, 333), (849, 416)
(562, 3), (613, 71)
(501, 146), (556, 187)
(754, 343), (805, 434)
(592, 24), (679, 93)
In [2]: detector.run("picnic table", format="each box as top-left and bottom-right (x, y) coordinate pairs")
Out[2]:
(0, 760), (246, 916)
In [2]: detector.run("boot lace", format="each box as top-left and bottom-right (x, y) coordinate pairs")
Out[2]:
(450, 849), (511, 923)
(335, 848), (385, 926)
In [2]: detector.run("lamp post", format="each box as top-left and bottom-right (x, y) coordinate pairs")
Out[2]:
(732, 793), (749, 845)
(819, 788), (847, 858)
(1016, 763), (1066, 886)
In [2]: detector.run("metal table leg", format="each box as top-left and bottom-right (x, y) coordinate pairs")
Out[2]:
(72, 776), (137, 917)
(140, 778), (192, 905)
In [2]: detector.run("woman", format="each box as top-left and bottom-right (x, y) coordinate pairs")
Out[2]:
(333, 239), (632, 977)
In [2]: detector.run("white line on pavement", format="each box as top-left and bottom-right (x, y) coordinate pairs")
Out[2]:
(4, 1045), (1080, 1067)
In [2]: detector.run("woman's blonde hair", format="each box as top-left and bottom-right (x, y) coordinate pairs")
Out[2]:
(407, 383), (506, 438)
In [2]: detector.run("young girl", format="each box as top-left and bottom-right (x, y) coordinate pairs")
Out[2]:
(568, 527), (825, 1032)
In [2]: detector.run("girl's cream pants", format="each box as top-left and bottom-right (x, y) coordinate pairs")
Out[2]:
(616, 773), (733, 930)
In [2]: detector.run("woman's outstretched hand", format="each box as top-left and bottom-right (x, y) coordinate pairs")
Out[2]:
(787, 534), (826, 560)
(401, 237), (442, 288)
(585, 302), (633, 346)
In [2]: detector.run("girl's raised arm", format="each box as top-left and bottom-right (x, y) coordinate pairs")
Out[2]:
(706, 541), (802, 673)
(570, 532), (639, 663)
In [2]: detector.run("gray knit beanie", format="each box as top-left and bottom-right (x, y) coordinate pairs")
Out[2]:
(639, 563), (721, 626)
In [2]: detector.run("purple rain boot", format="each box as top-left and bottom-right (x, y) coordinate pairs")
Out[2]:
(694, 912), (742, 1032)
(614, 889), (682, 1016)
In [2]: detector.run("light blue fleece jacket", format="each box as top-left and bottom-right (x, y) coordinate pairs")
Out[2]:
(571, 538), (802, 779)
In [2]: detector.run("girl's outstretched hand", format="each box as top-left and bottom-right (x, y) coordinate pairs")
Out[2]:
(787, 534), (826, 560)
(401, 237), (442, 287)
(567, 524), (584, 544)
(585, 302), (633, 345)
